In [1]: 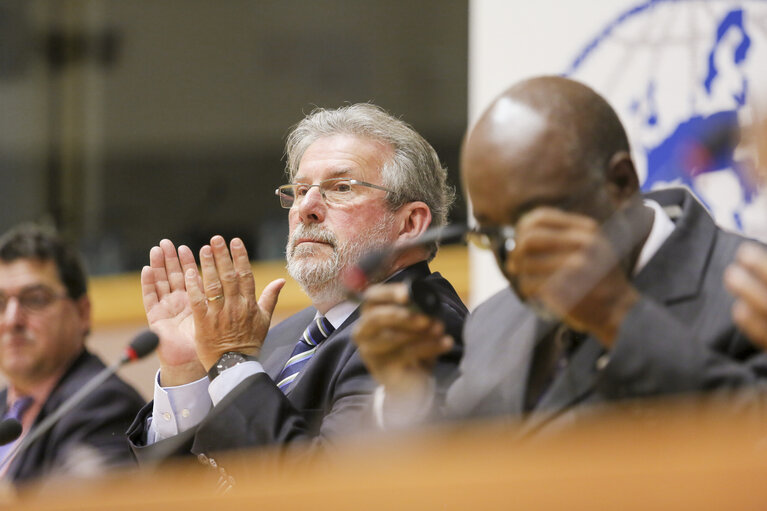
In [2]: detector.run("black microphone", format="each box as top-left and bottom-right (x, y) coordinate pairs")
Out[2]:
(346, 223), (468, 292)
(0, 330), (159, 471)
(0, 418), (22, 446)
(344, 223), (468, 316)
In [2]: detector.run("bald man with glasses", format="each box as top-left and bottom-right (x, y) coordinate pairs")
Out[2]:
(355, 76), (767, 433)
(127, 104), (466, 463)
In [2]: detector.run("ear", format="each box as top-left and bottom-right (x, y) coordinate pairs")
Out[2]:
(76, 295), (92, 338)
(605, 151), (640, 203)
(395, 201), (432, 244)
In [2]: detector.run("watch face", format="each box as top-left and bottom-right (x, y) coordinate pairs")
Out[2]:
(209, 351), (250, 380)
(218, 352), (245, 370)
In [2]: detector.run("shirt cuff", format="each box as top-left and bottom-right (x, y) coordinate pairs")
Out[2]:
(150, 369), (212, 442)
(373, 378), (436, 430)
(208, 361), (265, 406)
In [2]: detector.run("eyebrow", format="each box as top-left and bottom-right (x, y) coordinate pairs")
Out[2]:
(293, 169), (355, 183)
(0, 283), (55, 295)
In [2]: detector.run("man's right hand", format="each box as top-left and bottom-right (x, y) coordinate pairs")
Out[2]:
(141, 239), (206, 386)
(353, 282), (453, 398)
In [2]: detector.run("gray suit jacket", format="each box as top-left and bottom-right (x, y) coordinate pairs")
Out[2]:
(446, 187), (767, 434)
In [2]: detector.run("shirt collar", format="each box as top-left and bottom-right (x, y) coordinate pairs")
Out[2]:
(318, 300), (358, 330)
(633, 198), (676, 276)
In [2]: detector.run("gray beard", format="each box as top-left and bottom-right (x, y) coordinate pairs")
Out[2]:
(286, 215), (396, 304)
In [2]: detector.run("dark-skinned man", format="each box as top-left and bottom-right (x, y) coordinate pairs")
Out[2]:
(354, 76), (767, 433)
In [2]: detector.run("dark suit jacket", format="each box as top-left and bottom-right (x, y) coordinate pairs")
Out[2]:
(2, 349), (146, 485)
(446, 187), (767, 434)
(128, 261), (466, 462)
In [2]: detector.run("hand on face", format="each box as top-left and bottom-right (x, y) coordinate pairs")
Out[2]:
(507, 207), (639, 346)
(353, 282), (452, 396)
(184, 235), (285, 372)
(725, 242), (767, 349)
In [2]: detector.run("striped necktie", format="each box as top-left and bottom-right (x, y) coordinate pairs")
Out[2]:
(276, 316), (335, 392)
(0, 396), (33, 463)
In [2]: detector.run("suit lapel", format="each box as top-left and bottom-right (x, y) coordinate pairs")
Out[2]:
(261, 307), (318, 379)
(635, 188), (715, 302)
(523, 188), (714, 428)
(449, 290), (552, 418)
(523, 337), (605, 434)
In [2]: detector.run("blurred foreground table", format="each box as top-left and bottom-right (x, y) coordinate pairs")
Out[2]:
(6, 399), (767, 510)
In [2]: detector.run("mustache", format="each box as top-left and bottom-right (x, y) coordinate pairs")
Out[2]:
(1, 329), (33, 343)
(287, 224), (338, 254)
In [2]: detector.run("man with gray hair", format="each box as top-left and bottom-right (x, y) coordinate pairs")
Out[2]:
(127, 104), (466, 461)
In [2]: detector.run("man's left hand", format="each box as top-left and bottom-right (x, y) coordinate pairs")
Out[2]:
(185, 235), (285, 371)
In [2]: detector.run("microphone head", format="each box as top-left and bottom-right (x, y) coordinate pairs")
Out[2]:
(348, 223), (469, 293)
(0, 418), (22, 446)
(123, 330), (159, 362)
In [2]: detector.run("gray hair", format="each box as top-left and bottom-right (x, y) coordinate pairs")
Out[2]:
(285, 103), (454, 259)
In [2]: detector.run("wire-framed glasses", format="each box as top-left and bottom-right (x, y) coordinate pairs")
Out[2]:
(275, 178), (394, 209)
(465, 225), (517, 265)
(0, 285), (68, 314)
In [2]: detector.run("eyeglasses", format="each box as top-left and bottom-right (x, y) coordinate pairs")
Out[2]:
(275, 178), (394, 209)
(0, 286), (68, 314)
(465, 225), (517, 265)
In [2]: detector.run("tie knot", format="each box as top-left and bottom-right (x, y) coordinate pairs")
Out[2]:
(5, 396), (33, 421)
(302, 316), (335, 347)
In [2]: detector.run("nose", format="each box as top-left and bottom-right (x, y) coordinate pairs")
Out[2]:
(297, 186), (327, 224)
(1, 297), (26, 327)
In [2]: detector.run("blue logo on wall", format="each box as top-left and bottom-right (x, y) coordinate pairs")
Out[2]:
(566, 0), (767, 236)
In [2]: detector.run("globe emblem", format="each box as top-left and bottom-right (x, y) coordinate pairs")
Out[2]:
(565, 0), (767, 239)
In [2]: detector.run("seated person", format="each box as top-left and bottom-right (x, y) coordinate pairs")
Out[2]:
(127, 104), (467, 463)
(0, 224), (145, 485)
(355, 76), (767, 433)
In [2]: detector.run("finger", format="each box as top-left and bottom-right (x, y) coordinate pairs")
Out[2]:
(725, 264), (767, 316)
(373, 333), (450, 373)
(257, 279), (286, 316)
(210, 235), (239, 299)
(140, 266), (159, 315)
(734, 243), (767, 283)
(407, 334), (454, 365)
(185, 267), (208, 317)
(230, 238), (255, 298)
(515, 224), (596, 256)
(159, 239), (186, 292)
(199, 245), (224, 304)
(354, 311), (440, 356)
(356, 305), (432, 340)
(732, 300), (767, 348)
(178, 245), (199, 276)
(361, 283), (411, 306)
(149, 245), (171, 298)
(517, 207), (596, 232)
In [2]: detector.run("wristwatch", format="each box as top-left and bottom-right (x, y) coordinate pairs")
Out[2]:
(208, 352), (257, 381)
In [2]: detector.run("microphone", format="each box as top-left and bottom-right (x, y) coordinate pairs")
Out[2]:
(0, 418), (22, 446)
(0, 330), (159, 472)
(345, 223), (468, 316)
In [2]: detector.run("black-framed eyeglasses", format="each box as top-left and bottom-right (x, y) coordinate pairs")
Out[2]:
(274, 178), (394, 209)
(465, 225), (517, 265)
(0, 285), (69, 314)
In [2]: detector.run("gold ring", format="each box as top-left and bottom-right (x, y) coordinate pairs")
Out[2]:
(207, 295), (224, 303)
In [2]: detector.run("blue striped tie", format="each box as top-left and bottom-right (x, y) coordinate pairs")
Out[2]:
(276, 316), (335, 392)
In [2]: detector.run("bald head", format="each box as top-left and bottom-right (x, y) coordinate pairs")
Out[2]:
(462, 76), (639, 228)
